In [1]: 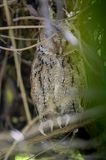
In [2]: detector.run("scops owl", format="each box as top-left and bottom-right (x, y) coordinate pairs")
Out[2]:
(30, 35), (82, 134)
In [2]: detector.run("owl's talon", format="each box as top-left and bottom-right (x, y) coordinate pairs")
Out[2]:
(48, 119), (54, 132)
(38, 122), (47, 136)
(57, 116), (62, 128)
(64, 114), (70, 126)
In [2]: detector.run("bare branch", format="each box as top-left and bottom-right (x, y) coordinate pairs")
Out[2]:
(3, 0), (31, 123)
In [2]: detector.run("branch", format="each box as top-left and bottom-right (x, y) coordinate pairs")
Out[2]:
(3, 0), (31, 123)
(2, 107), (103, 159)
(0, 25), (44, 30)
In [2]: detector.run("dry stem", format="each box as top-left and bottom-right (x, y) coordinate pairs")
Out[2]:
(3, 0), (31, 124)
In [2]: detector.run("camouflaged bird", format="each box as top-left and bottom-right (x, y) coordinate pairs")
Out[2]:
(30, 34), (82, 134)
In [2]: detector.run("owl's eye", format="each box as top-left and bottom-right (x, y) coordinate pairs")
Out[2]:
(39, 45), (44, 51)
(37, 45), (48, 55)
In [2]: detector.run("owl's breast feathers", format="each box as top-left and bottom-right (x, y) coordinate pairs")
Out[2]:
(30, 43), (81, 119)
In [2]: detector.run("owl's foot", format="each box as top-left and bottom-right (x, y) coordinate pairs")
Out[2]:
(57, 116), (62, 128)
(64, 114), (78, 134)
(39, 115), (78, 136)
(38, 122), (47, 136)
(56, 114), (71, 128)
(56, 115), (70, 128)
(48, 119), (54, 132)
(38, 119), (54, 136)
(64, 114), (71, 126)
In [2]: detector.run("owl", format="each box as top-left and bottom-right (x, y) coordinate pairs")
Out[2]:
(30, 40), (81, 135)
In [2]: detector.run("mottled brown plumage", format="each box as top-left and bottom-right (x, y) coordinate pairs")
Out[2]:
(30, 37), (81, 133)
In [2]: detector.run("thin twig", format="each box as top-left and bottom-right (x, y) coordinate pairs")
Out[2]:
(0, 0), (16, 8)
(0, 53), (8, 103)
(21, 59), (32, 67)
(0, 25), (44, 30)
(0, 34), (37, 41)
(13, 16), (44, 22)
(0, 42), (38, 51)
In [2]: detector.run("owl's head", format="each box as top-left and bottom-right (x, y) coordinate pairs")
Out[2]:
(36, 44), (56, 64)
